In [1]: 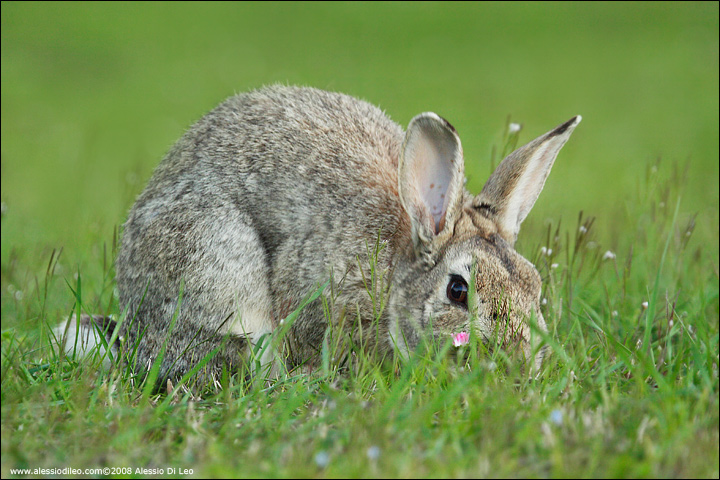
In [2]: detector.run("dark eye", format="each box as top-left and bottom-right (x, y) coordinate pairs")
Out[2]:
(446, 275), (468, 306)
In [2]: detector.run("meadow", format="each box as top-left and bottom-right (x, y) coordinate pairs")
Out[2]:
(1, 2), (718, 478)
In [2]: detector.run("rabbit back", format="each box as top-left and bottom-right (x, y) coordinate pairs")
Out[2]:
(116, 86), (408, 381)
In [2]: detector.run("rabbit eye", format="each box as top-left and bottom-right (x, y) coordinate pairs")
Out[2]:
(446, 275), (468, 306)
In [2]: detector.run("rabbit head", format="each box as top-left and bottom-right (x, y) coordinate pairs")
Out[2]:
(388, 113), (581, 370)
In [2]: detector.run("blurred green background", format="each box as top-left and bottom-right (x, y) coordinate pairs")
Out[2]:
(2, 2), (718, 277)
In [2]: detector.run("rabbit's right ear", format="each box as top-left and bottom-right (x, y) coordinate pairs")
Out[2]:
(399, 113), (465, 265)
(474, 115), (581, 246)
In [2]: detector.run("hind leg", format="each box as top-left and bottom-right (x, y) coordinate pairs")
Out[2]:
(168, 210), (278, 377)
(117, 201), (281, 386)
(191, 214), (277, 376)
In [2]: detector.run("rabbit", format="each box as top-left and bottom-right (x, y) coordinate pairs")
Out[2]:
(55, 85), (580, 388)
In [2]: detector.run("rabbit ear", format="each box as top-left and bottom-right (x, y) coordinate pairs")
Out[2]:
(474, 115), (581, 246)
(399, 113), (465, 260)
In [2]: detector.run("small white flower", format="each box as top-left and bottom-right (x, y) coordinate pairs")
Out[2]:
(540, 246), (547, 255)
(547, 248), (553, 256)
(367, 445), (380, 461)
(508, 123), (522, 133)
(669, 319), (673, 328)
(551, 263), (559, 269)
(550, 409), (563, 426)
(314, 451), (330, 468)
(612, 310), (618, 317)
(541, 298), (548, 305)
(579, 225), (587, 234)
(603, 250), (616, 261)
(486, 361), (497, 371)
(641, 301), (649, 309)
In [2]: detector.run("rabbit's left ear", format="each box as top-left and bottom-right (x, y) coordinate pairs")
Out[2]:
(399, 113), (465, 260)
(474, 116), (581, 246)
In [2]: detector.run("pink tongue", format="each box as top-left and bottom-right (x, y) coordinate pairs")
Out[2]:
(452, 331), (469, 346)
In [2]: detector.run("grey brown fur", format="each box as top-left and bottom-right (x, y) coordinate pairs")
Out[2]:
(57, 85), (581, 386)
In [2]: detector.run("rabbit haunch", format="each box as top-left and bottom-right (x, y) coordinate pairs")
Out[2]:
(55, 86), (580, 386)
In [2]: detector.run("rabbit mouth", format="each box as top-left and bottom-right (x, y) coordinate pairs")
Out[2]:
(446, 329), (532, 368)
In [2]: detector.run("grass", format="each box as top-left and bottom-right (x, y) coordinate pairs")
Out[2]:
(2, 128), (718, 479)
(2, 2), (718, 478)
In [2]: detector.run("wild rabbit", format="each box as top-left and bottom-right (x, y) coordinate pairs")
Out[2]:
(56, 85), (580, 387)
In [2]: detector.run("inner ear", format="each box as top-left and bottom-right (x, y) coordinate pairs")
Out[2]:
(399, 113), (465, 236)
(413, 138), (454, 232)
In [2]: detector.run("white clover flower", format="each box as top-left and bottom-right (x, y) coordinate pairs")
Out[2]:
(314, 451), (330, 468)
(603, 250), (616, 260)
(550, 409), (563, 426)
(367, 445), (380, 461)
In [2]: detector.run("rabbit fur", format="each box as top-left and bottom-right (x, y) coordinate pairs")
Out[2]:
(56, 85), (580, 387)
